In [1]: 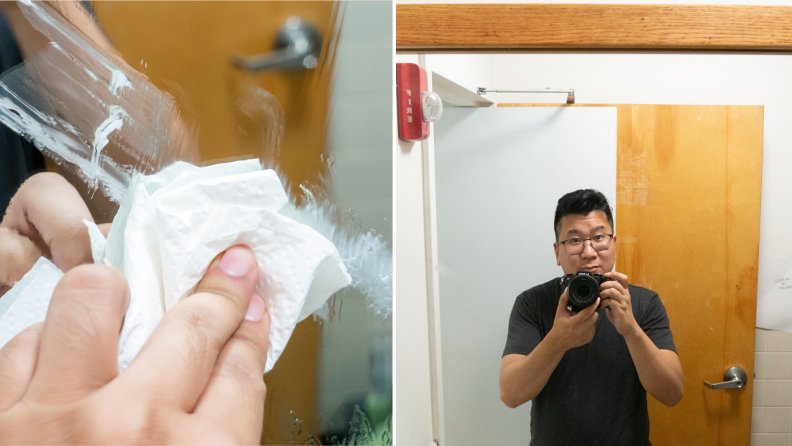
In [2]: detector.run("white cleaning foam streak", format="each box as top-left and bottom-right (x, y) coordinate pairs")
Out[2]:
(109, 70), (134, 96)
(0, 1), (194, 202)
(281, 200), (392, 319)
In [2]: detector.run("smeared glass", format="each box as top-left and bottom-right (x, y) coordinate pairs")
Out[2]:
(0, 0), (194, 202)
(0, 1), (393, 444)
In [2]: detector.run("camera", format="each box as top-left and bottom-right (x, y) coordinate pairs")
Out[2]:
(559, 271), (614, 312)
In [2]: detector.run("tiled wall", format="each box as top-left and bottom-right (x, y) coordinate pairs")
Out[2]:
(752, 328), (792, 445)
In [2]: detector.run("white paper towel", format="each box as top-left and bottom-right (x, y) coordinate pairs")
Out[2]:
(1, 160), (351, 373)
(0, 257), (63, 347)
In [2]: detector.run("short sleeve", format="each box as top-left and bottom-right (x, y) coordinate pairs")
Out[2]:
(502, 291), (544, 357)
(637, 289), (677, 354)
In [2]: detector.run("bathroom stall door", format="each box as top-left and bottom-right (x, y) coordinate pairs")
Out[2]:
(92, 2), (337, 205)
(432, 106), (618, 446)
(499, 104), (763, 446)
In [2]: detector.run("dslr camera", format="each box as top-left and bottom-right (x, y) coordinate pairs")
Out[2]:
(559, 271), (614, 312)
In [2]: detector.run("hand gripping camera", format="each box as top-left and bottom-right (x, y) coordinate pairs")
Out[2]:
(559, 271), (614, 312)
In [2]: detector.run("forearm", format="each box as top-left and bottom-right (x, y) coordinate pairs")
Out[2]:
(624, 329), (683, 406)
(500, 332), (567, 408)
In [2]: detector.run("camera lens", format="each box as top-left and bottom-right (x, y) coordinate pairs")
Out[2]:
(567, 274), (599, 309)
(576, 283), (591, 297)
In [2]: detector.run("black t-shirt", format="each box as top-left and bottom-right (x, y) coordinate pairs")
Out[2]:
(503, 277), (677, 446)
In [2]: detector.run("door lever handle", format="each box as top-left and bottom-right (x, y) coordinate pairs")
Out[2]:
(703, 366), (747, 390)
(232, 17), (322, 72)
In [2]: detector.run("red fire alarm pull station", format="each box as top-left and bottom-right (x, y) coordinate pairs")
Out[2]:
(396, 63), (443, 142)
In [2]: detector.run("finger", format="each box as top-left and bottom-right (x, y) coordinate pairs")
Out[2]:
(1, 172), (94, 271)
(605, 307), (615, 324)
(0, 227), (43, 290)
(123, 245), (258, 412)
(25, 265), (129, 404)
(583, 305), (599, 324)
(600, 287), (629, 308)
(600, 280), (626, 294)
(193, 295), (270, 442)
(604, 271), (629, 289)
(599, 287), (622, 302)
(578, 299), (600, 322)
(572, 297), (600, 320)
(0, 322), (43, 411)
(599, 294), (625, 316)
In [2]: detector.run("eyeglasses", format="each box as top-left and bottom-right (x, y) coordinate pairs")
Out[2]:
(558, 234), (614, 255)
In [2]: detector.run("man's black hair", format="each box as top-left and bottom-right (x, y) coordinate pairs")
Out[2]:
(553, 189), (614, 241)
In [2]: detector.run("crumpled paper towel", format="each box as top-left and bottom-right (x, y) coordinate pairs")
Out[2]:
(0, 257), (63, 347)
(0, 159), (351, 373)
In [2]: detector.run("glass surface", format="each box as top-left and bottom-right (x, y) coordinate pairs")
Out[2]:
(67, 1), (392, 444)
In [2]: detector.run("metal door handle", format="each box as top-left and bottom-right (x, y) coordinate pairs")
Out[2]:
(232, 17), (322, 72)
(703, 366), (747, 390)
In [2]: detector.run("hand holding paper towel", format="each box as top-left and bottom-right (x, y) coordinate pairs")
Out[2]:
(0, 159), (351, 373)
(0, 250), (271, 445)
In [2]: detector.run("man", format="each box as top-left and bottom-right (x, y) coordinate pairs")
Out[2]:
(499, 189), (683, 445)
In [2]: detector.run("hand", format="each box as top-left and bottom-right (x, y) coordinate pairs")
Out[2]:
(0, 245), (271, 444)
(548, 288), (600, 351)
(600, 271), (640, 338)
(0, 173), (98, 295)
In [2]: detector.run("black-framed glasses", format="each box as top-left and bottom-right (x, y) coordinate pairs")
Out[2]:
(559, 234), (614, 255)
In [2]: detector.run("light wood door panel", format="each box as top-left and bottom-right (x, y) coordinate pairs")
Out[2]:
(502, 103), (763, 445)
(93, 1), (337, 205)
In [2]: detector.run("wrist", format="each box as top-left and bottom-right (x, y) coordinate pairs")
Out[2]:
(545, 328), (570, 353)
(622, 321), (643, 341)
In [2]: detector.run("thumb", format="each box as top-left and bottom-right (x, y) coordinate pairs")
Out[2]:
(119, 245), (260, 412)
(556, 289), (570, 316)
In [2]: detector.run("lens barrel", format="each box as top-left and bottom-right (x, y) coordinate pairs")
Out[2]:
(567, 274), (600, 310)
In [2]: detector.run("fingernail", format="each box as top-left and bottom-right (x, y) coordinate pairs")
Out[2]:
(245, 294), (265, 321)
(219, 246), (255, 277)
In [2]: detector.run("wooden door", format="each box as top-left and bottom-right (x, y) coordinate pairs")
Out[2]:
(502, 103), (763, 445)
(90, 3), (337, 444)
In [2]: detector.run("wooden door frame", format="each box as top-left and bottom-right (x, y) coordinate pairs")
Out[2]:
(397, 4), (792, 52)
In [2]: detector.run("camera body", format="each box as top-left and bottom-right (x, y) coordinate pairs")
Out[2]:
(559, 271), (614, 312)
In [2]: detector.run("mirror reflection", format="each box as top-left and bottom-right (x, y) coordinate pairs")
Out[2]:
(422, 52), (765, 445)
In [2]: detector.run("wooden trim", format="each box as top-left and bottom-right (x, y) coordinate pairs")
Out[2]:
(396, 4), (792, 52)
